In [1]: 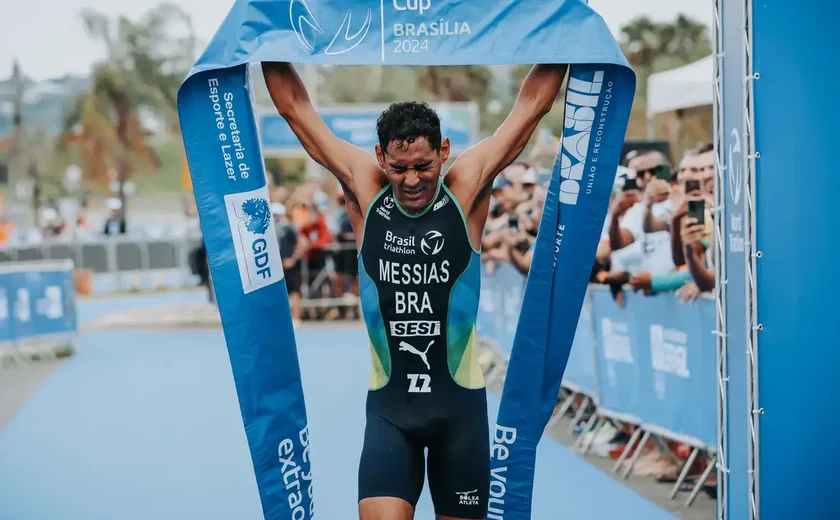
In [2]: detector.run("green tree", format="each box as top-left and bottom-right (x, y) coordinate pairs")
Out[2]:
(59, 3), (196, 208)
(619, 14), (711, 140)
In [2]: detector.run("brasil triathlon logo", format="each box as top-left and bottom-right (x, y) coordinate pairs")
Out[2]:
(241, 198), (271, 235)
(290, 0), (371, 55)
(421, 230), (445, 256)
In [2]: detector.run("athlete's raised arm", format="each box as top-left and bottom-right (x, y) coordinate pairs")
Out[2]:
(261, 62), (383, 202)
(447, 64), (567, 208)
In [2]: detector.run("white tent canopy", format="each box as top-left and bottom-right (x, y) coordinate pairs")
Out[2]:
(646, 55), (713, 117)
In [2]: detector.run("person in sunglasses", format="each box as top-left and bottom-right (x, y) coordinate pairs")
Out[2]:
(607, 149), (676, 293)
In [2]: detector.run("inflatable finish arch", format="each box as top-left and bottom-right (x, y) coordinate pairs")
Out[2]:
(176, 1), (635, 518)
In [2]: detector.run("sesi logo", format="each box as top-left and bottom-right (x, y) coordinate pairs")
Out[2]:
(224, 188), (285, 294)
(559, 71), (604, 205)
(290, 0), (371, 56)
(390, 320), (441, 337)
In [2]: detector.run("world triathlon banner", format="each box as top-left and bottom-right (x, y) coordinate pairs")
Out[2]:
(177, 1), (634, 518)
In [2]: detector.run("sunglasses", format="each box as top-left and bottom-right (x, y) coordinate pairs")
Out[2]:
(635, 164), (671, 181)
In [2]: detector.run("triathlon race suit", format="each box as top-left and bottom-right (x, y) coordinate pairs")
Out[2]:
(357, 182), (489, 518)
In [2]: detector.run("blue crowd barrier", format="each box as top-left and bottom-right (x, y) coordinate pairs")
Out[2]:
(478, 265), (716, 449)
(477, 262), (524, 356)
(591, 288), (716, 448)
(0, 260), (78, 346)
(478, 262), (600, 400)
(564, 292), (600, 402)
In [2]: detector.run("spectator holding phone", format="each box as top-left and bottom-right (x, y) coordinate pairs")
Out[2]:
(681, 204), (715, 292)
(670, 144), (715, 268)
(608, 150), (675, 293)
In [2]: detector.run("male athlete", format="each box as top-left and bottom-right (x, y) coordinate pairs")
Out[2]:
(262, 61), (566, 520)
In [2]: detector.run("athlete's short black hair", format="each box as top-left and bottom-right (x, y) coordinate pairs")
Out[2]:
(376, 101), (442, 153)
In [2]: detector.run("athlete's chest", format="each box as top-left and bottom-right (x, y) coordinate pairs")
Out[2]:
(362, 189), (469, 300)
(365, 189), (465, 259)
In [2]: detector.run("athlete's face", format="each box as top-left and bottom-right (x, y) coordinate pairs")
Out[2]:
(376, 136), (450, 213)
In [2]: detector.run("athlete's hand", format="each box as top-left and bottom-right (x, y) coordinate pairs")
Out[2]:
(644, 179), (671, 205)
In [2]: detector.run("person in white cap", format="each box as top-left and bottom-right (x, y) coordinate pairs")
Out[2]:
(103, 198), (126, 236)
(520, 166), (539, 197)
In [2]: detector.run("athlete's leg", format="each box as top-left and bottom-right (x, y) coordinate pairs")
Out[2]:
(359, 497), (415, 520)
(427, 397), (490, 519)
(358, 413), (425, 520)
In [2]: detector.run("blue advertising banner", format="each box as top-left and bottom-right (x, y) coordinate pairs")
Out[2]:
(562, 292), (599, 401)
(9, 271), (36, 340)
(27, 269), (77, 337)
(0, 262), (77, 345)
(178, 1), (634, 518)
(477, 266), (597, 401)
(259, 103), (477, 153)
(476, 262), (525, 356)
(752, 2), (840, 517)
(590, 289), (716, 447)
(0, 273), (12, 343)
(721, 0), (749, 515)
(493, 62), (634, 519)
(632, 294), (716, 448)
(591, 288), (647, 422)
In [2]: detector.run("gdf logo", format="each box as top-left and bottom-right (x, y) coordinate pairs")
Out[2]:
(224, 188), (285, 294)
(421, 230), (444, 256)
(559, 71), (604, 205)
(290, 0), (371, 55)
(728, 128), (743, 205)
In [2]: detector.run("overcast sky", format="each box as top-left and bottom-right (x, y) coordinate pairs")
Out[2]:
(1, 0), (711, 81)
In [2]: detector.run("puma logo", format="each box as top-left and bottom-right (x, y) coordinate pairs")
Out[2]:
(399, 340), (434, 370)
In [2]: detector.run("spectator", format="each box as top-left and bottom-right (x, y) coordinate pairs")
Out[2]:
(103, 198), (126, 236)
(670, 144), (715, 270)
(332, 188), (360, 319)
(610, 151), (676, 293)
(298, 199), (333, 317)
(480, 175), (518, 272)
(273, 202), (308, 325)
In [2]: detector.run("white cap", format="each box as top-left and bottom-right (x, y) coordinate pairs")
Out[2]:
(106, 198), (122, 210)
(270, 202), (286, 216)
(41, 208), (59, 222)
(522, 167), (538, 185)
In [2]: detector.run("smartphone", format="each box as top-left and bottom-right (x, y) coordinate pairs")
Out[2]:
(508, 215), (519, 230)
(688, 198), (705, 225)
(685, 179), (701, 194)
(623, 177), (639, 191)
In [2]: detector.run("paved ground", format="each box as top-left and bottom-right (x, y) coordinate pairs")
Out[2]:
(0, 294), (713, 519)
(0, 359), (64, 432)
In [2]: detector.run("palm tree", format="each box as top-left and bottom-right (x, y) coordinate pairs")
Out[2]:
(59, 3), (196, 210)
